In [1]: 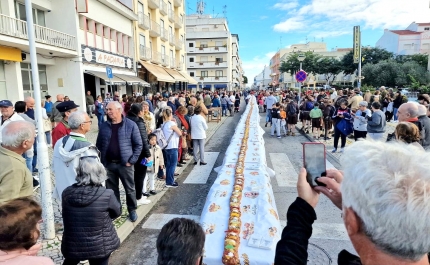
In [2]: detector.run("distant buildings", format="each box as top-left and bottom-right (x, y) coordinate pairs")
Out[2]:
(185, 15), (244, 91)
(253, 65), (271, 89)
(376, 22), (430, 55)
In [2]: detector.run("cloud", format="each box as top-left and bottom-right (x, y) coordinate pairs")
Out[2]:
(273, 0), (299, 10)
(242, 51), (276, 81)
(273, 0), (430, 39)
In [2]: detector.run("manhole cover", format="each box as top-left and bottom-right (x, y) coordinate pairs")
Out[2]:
(307, 243), (332, 265)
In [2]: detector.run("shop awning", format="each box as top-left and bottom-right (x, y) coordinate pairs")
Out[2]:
(214, 84), (228, 89)
(164, 68), (187, 82)
(114, 73), (150, 87)
(85, 71), (126, 85)
(178, 71), (198, 84)
(141, 61), (176, 83)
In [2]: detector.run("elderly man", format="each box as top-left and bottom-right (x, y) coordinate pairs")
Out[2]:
(24, 97), (39, 173)
(51, 101), (79, 146)
(103, 92), (113, 107)
(0, 121), (35, 204)
(418, 104), (430, 149)
(0, 100), (24, 142)
(264, 92), (277, 127)
(347, 89), (364, 112)
(50, 94), (64, 127)
(85, 91), (95, 118)
(96, 101), (143, 222)
(276, 140), (430, 265)
(393, 102), (425, 142)
(167, 97), (177, 113)
(146, 93), (154, 113)
(52, 111), (98, 200)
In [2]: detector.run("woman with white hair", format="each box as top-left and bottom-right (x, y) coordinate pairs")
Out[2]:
(61, 156), (121, 265)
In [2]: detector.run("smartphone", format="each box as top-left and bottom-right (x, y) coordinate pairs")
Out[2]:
(303, 143), (327, 187)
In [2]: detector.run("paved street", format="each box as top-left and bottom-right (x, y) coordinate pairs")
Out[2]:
(109, 108), (356, 265)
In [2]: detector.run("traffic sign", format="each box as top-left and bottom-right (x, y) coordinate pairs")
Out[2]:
(295, 70), (307, 82)
(358, 76), (365, 79)
(106, 67), (113, 79)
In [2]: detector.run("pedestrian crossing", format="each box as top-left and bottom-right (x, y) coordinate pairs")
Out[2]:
(183, 152), (219, 184)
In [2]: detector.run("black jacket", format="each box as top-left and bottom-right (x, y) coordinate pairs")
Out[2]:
(61, 185), (121, 259)
(418, 115), (430, 150)
(126, 112), (151, 159)
(275, 197), (362, 265)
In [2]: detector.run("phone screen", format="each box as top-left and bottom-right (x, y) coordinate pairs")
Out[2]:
(303, 143), (326, 187)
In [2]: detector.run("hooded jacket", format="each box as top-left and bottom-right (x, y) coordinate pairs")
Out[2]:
(126, 112), (151, 160)
(61, 184), (121, 260)
(52, 133), (99, 200)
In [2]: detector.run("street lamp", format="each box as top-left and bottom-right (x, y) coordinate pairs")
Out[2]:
(297, 53), (306, 102)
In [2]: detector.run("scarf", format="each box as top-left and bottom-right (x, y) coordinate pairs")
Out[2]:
(175, 110), (189, 130)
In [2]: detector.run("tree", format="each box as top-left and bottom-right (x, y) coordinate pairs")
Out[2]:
(279, 51), (322, 76)
(395, 54), (429, 69)
(243, 76), (248, 84)
(315, 57), (343, 85)
(340, 47), (395, 75)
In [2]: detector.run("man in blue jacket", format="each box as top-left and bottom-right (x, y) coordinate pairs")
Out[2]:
(96, 101), (143, 222)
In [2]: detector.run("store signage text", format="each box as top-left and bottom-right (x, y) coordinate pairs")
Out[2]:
(81, 45), (133, 69)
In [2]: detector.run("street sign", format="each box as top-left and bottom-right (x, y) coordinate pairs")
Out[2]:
(106, 67), (113, 79)
(295, 70), (307, 82)
(353, 26), (361, 64)
(355, 76), (365, 80)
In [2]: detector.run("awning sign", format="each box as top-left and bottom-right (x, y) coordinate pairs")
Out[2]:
(82, 45), (133, 69)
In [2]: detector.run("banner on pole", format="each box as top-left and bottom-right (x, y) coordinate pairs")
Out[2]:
(353, 26), (361, 64)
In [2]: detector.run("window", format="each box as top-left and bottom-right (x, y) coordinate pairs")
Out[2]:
(190, 72), (195, 77)
(189, 57), (194, 62)
(160, 19), (164, 28)
(161, 45), (166, 62)
(140, 34), (146, 48)
(138, 2), (144, 15)
(16, 3), (45, 26)
(201, 71), (208, 77)
(20, 63), (48, 96)
(215, 57), (223, 63)
(215, 70), (223, 77)
(189, 42), (194, 47)
(425, 27), (430, 31)
(215, 41), (223, 47)
(200, 41), (208, 48)
(200, 56), (208, 62)
(0, 62), (6, 99)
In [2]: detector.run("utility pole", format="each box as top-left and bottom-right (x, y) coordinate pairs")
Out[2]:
(25, 0), (55, 239)
(357, 30), (362, 89)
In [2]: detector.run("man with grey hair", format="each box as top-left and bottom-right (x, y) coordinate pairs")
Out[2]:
(52, 110), (98, 200)
(392, 102), (425, 143)
(276, 140), (430, 265)
(0, 121), (35, 204)
(417, 104), (430, 149)
(167, 96), (177, 113)
(96, 101), (143, 222)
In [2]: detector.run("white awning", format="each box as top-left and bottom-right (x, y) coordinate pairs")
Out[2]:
(85, 71), (126, 85)
(114, 73), (150, 87)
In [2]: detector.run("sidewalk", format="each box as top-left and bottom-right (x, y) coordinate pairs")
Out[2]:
(36, 114), (229, 264)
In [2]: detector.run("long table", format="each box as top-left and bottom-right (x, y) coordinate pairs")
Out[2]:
(200, 97), (281, 265)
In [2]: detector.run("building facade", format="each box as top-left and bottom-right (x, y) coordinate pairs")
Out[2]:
(185, 15), (243, 91)
(376, 22), (430, 55)
(253, 65), (271, 89)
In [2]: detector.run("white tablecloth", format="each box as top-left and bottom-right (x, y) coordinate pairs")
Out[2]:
(201, 97), (281, 265)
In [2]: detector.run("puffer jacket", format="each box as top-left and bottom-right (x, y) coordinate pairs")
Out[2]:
(126, 112), (151, 159)
(96, 116), (143, 166)
(61, 184), (121, 260)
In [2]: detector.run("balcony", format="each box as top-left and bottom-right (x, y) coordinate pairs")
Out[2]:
(138, 12), (150, 30)
(160, 28), (168, 41)
(176, 60), (183, 71)
(160, 0), (168, 15)
(149, 20), (160, 37)
(187, 45), (228, 54)
(139, 46), (152, 61)
(174, 15), (183, 28)
(148, 0), (160, 9)
(169, 34), (175, 46)
(152, 51), (162, 64)
(175, 38), (183, 50)
(0, 14), (76, 51)
(173, 0), (182, 7)
(188, 61), (228, 68)
(168, 9), (175, 23)
(161, 54), (169, 66)
(170, 57), (176, 68)
(197, 76), (228, 82)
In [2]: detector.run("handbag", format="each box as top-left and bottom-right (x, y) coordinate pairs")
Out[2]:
(336, 119), (353, 136)
(43, 118), (52, 132)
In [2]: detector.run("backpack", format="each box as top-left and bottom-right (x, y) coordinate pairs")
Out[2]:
(287, 103), (297, 116)
(153, 122), (174, 149)
(323, 105), (333, 118)
(305, 101), (314, 111)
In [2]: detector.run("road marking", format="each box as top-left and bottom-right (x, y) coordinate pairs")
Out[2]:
(270, 153), (297, 187)
(280, 221), (348, 241)
(183, 152), (219, 184)
(326, 159), (336, 169)
(142, 214), (200, 230)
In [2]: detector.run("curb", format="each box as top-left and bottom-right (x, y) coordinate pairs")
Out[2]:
(116, 116), (229, 243)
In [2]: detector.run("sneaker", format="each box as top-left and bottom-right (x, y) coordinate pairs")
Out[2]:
(277, 136), (281, 139)
(142, 192), (150, 197)
(180, 161), (187, 165)
(193, 161), (198, 165)
(270, 135), (275, 137)
(166, 182), (179, 188)
(176, 164), (183, 167)
(129, 211), (138, 222)
(340, 148), (345, 153)
(149, 190), (157, 195)
(292, 132), (296, 136)
(137, 197), (151, 206)
(324, 137), (331, 140)
(200, 162), (207, 165)
(331, 148), (337, 153)
(265, 123), (268, 127)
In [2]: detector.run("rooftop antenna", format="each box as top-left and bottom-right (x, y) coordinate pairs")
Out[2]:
(197, 0), (205, 15)
(187, 1), (193, 14)
(223, 5), (228, 24)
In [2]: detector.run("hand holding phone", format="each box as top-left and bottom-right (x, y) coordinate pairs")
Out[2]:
(303, 143), (327, 187)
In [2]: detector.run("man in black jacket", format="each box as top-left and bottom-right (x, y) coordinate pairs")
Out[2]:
(275, 140), (430, 265)
(418, 104), (430, 150)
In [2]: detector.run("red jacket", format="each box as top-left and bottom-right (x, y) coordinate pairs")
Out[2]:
(52, 121), (71, 147)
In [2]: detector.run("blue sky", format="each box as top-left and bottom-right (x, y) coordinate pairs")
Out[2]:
(185, 0), (430, 81)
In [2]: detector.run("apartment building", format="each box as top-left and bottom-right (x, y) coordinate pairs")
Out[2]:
(185, 15), (243, 91)
(135, 0), (195, 94)
(253, 65), (271, 89)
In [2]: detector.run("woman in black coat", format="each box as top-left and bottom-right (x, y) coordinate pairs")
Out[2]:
(126, 104), (152, 202)
(62, 157), (121, 265)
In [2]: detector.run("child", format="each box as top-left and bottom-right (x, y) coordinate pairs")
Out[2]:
(143, 133), (165, 197)
(279, 106), (287, 136)
(258, 97), (264, 113)
(309, 102), (323, 140)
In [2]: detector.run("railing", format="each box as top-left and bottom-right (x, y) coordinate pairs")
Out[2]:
(169, 33), (175, 46)
(160, 0), (168, 15)
(138, 12), (150, 30)
(139, 46), (152, 60)
(161, 54), (169, 66)
(148, 0), (159, 9)
(149, 20), (160, 36)
(152, 51), (162, 64)
(174, 15), (183, 28)
(160, 28), (168, 41)
(0, 14), (76, 50)
(175, 38), (183, 50)
(170, 56), (176, 68)
(176, 60), (183, 70)
(168, 9), (175, 22)
(173, 0), (182, 7)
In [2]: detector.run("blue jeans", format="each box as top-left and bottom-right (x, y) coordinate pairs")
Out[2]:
(164, 148), (178, 185)
(22, 153), (33, 172)
(393, 108), (398, 121)
(266, 109), (272, 123)
(32, 139), (37, 171)
(221, 104), (227, 116)
(96, 113), (104, 128)
(45, 131), (51, 145)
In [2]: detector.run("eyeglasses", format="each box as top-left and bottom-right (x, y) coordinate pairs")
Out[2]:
(82, 120), (93, 124)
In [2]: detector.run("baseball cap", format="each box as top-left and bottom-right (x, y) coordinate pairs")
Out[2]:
(0, 100), (13, 107)
(56, 101), (79, 112)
